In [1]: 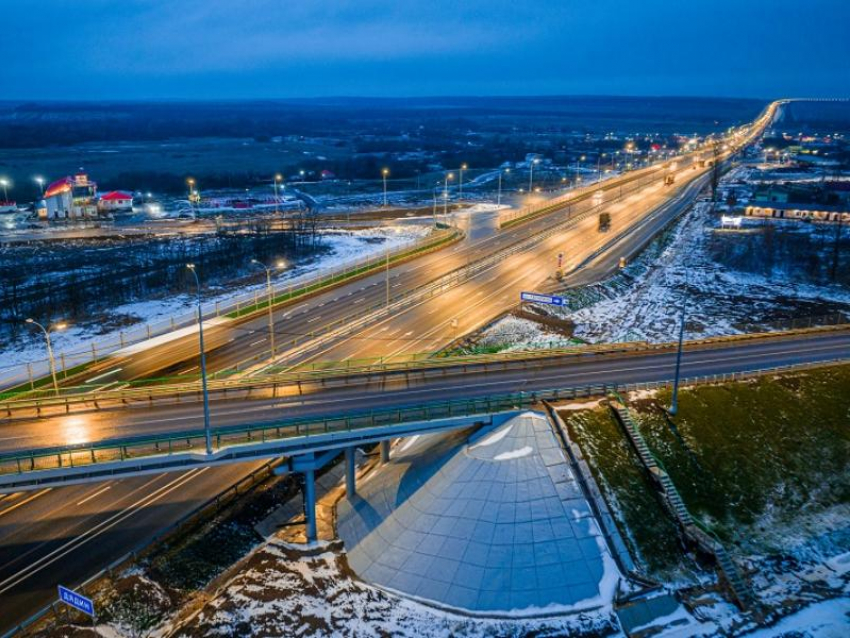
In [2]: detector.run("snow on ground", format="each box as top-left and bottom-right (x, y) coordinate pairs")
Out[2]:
(0, 224), (430, 375)
(478, 191), (850, 349)
(171, 540), (619, 638)
(744, 598), (850, 637)
(476, 315), (578, 351)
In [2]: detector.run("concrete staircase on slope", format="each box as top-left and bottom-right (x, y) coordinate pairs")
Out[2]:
(610, 402), (753, 610)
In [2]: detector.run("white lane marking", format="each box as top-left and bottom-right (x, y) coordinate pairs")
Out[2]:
(0, 469), (209, 594)
(0, 489), (52, 519)
(306, 316), (321, 324)
(86, 368), (123, 384)
(250, 338), (267, 346)
(76, 484), (112, 506)
(178, 366), (199, 375)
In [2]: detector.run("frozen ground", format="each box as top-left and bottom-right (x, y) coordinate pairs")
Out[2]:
(169, 540), (619, 638)
(478, 190), (850, 349)
(0, 225), (429, 375)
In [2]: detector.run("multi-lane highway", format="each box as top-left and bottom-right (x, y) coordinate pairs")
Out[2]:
(0, 101), (783, 632)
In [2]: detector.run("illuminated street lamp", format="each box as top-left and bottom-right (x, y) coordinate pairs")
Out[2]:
(186, 177), (195, 199)
(0, 178), (9, 201)
(34, 176), (45, 197)
(497, 167), (510, 206)
(575, 155), (586, 184)
(186, 264), (212, 455)
(443, 171), (454, 218)
(528, 158), (540, 193)
(382, 168), (389, 207)
(25, 318), (66, 395)
(459, 163), (468, 199)
(274, 173), (283, 214)
(250, 258), (286, 358)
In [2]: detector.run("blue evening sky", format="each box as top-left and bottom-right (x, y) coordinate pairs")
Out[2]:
(1, 0), (848, 100)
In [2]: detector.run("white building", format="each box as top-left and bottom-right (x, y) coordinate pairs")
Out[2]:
(41, 172), (98, 220)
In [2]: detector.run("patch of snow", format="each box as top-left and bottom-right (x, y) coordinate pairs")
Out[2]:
(743, 598), (850, 637)
(469, 423), (514, 448)
(493, 445), (533, 461)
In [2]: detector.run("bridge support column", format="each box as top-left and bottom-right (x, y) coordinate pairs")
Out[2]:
(345, 447), (356, 498)
(380, 439), (390, 464)
(304, 467), (317, 543)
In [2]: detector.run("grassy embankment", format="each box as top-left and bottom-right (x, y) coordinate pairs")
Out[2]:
(561, 364), (850, 578)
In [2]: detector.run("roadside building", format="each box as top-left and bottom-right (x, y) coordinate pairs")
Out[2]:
(41, 172), (98, 220)
(98, 190), (134, 212)
(745, 201), (850, 223)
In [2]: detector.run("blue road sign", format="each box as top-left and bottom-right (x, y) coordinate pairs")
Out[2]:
(58, 585), (94, 617)
(520, 291), (565, 306)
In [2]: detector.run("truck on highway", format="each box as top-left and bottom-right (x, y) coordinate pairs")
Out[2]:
(598, 212), (611, 232)
(664, 174), (676, 186)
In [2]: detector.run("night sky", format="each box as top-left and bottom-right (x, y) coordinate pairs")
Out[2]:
(2, 0), (848, 100)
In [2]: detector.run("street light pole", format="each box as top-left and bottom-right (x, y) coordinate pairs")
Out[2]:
(669, 286), (688, 416)
(274, 174), (282, 215)
(251, 259), (279, 358)
(528, 159), (538, 193)
(444, 172), (454, 220)
(35, 177), (45, 197)
(382, 168), (389, 207)
(0, 179), (8, 201)
(459, 163), (467, 199)
(497, 167), (510, 206)
(186, 264), (213, 455)
(25, 318), (64, 395)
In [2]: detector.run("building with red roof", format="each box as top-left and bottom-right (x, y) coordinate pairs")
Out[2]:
(41, 172), (98, 220)
(98, 190), (134, 212)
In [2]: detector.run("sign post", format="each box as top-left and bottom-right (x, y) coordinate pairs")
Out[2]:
(58, 585), (95, 621)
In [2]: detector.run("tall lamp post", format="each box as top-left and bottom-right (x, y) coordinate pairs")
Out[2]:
(459, 163), (467, 199)
(186, 264), (213, 455)
(497, 167), (509, 206)
(274, 174), (283, 215)
(443, 172), (454, 219)
(528, 158), (539, 193)
(382, 168), (389, 207)
(669, 284), (688, 416)
(25, 318), (65, 395)
(35, 176), (45, 197)
(0, 178), (9, 202)
(251, 258), (285, 358)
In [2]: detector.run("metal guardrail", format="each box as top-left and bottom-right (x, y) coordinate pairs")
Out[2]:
(1, 323), (846, 418)
(0, 227), (460, 393)
(2, 323), (847, 418)
(1, 355), (845, 481)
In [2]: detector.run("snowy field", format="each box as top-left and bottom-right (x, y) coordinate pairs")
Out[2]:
(477, 186), (850, 349)
(0, 225), (429, 375)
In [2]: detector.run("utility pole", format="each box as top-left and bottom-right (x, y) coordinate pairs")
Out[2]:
(251, 259), (284, 358)
(385, 250), (390, 306)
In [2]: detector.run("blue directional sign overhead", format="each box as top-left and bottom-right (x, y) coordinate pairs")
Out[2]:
(58, 585), (95, 617)
(520, 291), (565, 306)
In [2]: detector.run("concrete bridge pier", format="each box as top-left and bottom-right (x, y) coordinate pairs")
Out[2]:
(289, 449), (343, 543)
(380, 440), (390, 464)
(345, 447), (357, 498)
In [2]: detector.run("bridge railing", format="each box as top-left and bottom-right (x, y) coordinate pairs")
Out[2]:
(1, 355), (845, 480)
(0, 322), (846, 418)
(0, 226), (460, 394)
